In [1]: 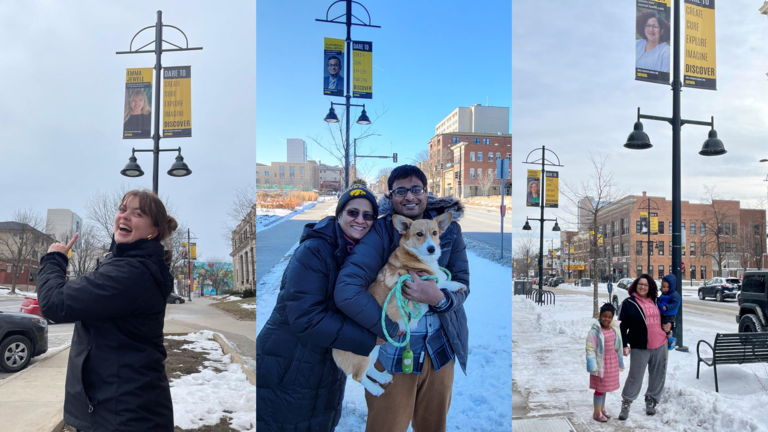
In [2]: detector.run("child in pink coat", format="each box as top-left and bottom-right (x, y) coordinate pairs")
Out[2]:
(585, 303), (625, 422)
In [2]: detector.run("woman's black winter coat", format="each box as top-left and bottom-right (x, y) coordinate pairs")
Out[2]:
(256, 217), (377, 432)
(37, 239), (175, 432)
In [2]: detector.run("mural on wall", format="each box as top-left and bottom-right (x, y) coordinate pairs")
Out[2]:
(192, 262), (234, 295)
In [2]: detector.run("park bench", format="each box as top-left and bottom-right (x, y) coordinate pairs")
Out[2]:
(696, 332), (768, 392)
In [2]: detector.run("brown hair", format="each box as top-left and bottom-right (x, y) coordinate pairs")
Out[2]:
(636, 10), (670, 44)
(119, 189), (178, 242)
(628, 274), (658, 300)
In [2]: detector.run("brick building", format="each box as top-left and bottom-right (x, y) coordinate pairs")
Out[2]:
(256, 160), (320, 190)
(569, 192), (767, 282)
(230, 205), (255, 292)
(0, 221), (56, 291)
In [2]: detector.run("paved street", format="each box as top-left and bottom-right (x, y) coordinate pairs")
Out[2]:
(459, 206), (512, 255)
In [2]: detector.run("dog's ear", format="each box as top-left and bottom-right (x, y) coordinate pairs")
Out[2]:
(435, 212), (453, 233)
(392, 214), (413, 235)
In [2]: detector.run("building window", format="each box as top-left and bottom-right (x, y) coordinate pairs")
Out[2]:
(453, 137), (460, 143)
(483, 138), (490, 144)
(691, 222), (695, 236)
(732, 223), (737, 236)
(478, 168), (483, 179)
(691, 265), (696, 280)
(669, 242), (672, 256)
(265, 170), (270, 176)
(636, 241), (643, 256)
(756, 224), (761, 237)
(300, 167), (305, 176)
(724, 243), (730, 253)
(636, 221), (642, 233)
(489, 152), (494, 162)
(506, 153), (511, 159)
(623, 217), (629, 235)
(474, 138), (480, 144)
(701, 223), (706, 236)
(718, 223), (723, 235)
(497, 153), (502, 159)
(488, 169), (493, 179)
(725, 223), (730, 236)
(622, 243), (629, 256)
(279, 166), (285, 177)
(649, 265), (653, 276)
(701, 241), (706, 255)
(658, 265), (664, 279)
(469, 152), (475, 161)
(690, 242), (696, 257)
(477, 152), (483, 162)
(659, 221), (665, 234)
(701, 266), (706, 279)
(613, 221), (619, 237)
(469, 168), (475, 179)
(614, 244), (619, 255)
(658, 241), (664, 256)
(637, 265), (643, 277)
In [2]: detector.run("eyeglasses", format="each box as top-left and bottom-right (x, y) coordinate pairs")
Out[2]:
(328, 63), (340, 68)
(644, 24), (660, 30)
(390, 186), (426, 197)
(346, 209), (375, 221)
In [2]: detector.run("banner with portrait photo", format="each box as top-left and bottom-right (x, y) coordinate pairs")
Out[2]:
(640, 212), (649, 234)
(545, 171), (559, 208)
(526, 170), (541, 207)
(123, 68), (153, 139)
(352, 41), (372, 99)
(683, 0), (716, 90)
(162, 66), (192, 138)
(324, 38), (344, 97)
(635, 0), (671, 85)
(650, 212), (659, 235)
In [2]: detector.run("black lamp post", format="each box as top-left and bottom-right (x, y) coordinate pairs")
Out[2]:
(624, 0), (727, 352)
(116, 11), (201, 194)
(317, 0), (380, 191)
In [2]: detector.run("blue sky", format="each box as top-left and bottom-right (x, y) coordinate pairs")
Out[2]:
(256, 0), (512, 180)
(512, 0), (768, 249)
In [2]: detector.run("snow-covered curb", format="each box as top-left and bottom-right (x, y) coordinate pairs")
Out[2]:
(166, 330), (255, 431)
(256, 201), (319, 233)
(463, 235), (511, 268)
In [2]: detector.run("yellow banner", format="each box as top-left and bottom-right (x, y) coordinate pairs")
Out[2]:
(190, 243), (197, 260)
(526, 170), (541, 207)
(553, 250), (557, 259)
(352, 41), (372, 99)
(650, 212), (659, 235)
(565, 264), (586, 271)
(570, 245), (574, 254)
(123, 68), (153, 139)
(683, 0), (716, 90)
(163, 66), (191, 138)
(545, 171), (559, 208)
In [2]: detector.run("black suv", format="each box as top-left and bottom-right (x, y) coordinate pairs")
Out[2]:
(737, 272), (768, 332)
(699, 277), (741, 302)
(548, 277), (564, 287)
(0, 311), (48, 372)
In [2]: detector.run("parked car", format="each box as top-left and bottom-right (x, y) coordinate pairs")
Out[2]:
(698, 277), (741, 302)
(548, 277), (564, 287)
(166, 292), (186, 304)
(0, 311), (48, 373)
(612, 278), (635, 312)
(19, 296), (43, 319)
(737, 271), (768, 332)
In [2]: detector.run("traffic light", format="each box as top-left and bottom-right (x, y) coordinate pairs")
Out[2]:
(393, 153), (398, 163)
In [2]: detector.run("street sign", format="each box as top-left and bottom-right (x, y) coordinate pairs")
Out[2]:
(682, 262), (686, 272)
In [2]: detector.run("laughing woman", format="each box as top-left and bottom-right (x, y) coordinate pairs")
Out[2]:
(257, 186), (387, 431)
(37, 190), (178, 432)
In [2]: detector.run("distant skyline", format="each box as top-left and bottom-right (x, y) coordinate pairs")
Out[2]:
(513, 0), (768, 248)
(256, 0), (512, 182)
(0, 1), (255, 260)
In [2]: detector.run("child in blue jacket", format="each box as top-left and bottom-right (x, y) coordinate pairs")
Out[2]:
(658, 274), (681, 350)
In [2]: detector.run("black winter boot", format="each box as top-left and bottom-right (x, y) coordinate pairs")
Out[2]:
(618, 398), (632, 421)
(645, 395), (657, 415)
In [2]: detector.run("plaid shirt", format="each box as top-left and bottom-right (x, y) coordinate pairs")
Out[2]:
(377, 294), (454, 374)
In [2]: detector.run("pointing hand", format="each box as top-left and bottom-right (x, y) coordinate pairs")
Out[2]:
(48, 233), (79, 256)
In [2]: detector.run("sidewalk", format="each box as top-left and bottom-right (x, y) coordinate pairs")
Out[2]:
(256, 199), (336, 284)
(0, 300), (255, 432)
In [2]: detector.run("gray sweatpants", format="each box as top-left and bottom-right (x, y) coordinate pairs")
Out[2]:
(621, 344), (668, 403)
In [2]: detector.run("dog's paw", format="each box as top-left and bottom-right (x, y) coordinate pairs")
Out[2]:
(439, 281), (467, 292)
(367, 369), (393, 385)
(362, 378), (386, 397)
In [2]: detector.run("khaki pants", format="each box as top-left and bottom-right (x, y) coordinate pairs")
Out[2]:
(365, 354), (454, 432)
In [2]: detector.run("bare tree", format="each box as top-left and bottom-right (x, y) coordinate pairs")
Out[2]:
(476, 168), (499, 197)
(221, 184), (257, 248)
(562, 153), (626, 318)
(700, 186), (737, 278)
(737, 214), (766, 271)
(194, 258), (234, 295)
(69, 224), (103, 278)
(86, 185), (130, 245)
(514, 229), (539, 280)
(307, 106), (388, 187)
(0, 209), (52, 293)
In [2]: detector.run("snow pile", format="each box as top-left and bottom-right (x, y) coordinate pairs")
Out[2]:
(167, 331), (255, 431)
(0, 287), (37, 298)
(239, 303), (257, 310)
(513, 293), (768, 431)
(257, 250), (512, 431)
(256, 202), (318, 233)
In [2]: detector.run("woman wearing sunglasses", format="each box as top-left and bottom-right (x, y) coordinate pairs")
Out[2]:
(257, 185), (385, 431)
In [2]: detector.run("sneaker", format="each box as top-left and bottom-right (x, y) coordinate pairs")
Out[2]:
(618, 398), (631, 421)
(645, 396), (657, 415)
(668, 336), (676, 351)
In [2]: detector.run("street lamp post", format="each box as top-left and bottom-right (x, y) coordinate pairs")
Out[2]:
(117, 11), (199, 193)
(522, 146), (564, 304)
(623, 0), (727, 352)
(317, 0), (380, 190)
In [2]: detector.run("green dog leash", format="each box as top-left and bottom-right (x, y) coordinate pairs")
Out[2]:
(380, 267), (451, 373)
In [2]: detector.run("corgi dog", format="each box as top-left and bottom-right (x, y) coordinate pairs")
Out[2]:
(332, 212), (467, 396)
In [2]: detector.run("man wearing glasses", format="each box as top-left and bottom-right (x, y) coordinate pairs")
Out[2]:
(324, 55), (344, 96)
(335, 165), (469, 431)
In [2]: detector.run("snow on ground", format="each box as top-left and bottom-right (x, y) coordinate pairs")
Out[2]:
(513, 293), (768, 431)
(256, 201), (319, 233)
(0, 286), (36, 298)
(167, 330), (256, 431)
(257, 249), (512, 431)
(239, 303), (257, 310)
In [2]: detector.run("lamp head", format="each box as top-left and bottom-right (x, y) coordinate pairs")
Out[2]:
(356, 108), (371, 125)
(324, 106), (339, 123)
(624, 121), (652, 150)
(120, 154), (144, 178)
(699, 129), (726, 156)
(552, 221), (561, 232)
(168, 152), (192, 177)
(522, 221), (532, 231)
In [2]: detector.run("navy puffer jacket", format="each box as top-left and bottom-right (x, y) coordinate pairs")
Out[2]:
(256, 217), (378, 431)
(37, 239), (174, 432)
(334, 195), (471, 374)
